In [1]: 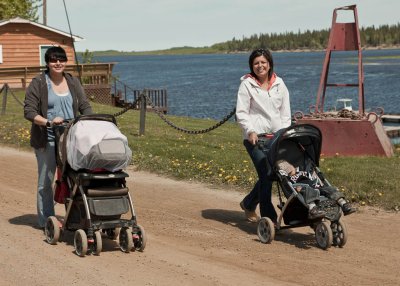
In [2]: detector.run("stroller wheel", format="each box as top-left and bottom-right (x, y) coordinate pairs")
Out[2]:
(331, 219), (348, 248)
(257, 217), (275, 244)
(132, 224), (147, 252)
(119, 227), (133, 253)
(315, 221), (333, 250)
(74, 229), (88, 257)
(92, 230), (102, 255)
(45, 216), (60, 245)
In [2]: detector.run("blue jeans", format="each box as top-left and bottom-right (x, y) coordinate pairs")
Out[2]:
(241, 140), (277, 223)
(34, 141), (56, 227)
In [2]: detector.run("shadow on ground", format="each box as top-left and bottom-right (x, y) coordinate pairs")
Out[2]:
(202, 208), (319, 249)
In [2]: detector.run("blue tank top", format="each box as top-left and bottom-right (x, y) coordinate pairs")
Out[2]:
(46, 74), (74, 141)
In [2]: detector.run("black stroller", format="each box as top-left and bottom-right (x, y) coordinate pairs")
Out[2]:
(256, 124), (348, 250)
(44, 114), (147, 256)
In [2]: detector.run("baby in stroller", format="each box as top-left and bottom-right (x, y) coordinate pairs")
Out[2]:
(256, 124), (354, 249)
(276, 159), (356, 217)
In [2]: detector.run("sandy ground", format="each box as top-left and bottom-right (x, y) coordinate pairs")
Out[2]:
(0, 146), (399, 286)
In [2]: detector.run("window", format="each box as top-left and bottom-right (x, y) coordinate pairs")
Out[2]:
(40, 45), (53, 66)
(0, 45), (3, 64)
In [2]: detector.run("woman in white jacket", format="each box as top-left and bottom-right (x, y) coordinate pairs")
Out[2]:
(236, 48), (291, 224)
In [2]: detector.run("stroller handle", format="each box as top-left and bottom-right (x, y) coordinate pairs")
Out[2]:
(257, 133), (275, 154)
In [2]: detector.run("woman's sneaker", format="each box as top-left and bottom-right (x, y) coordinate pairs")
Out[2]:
(240, 200), (259, 223)
(342, 202), (356, 216)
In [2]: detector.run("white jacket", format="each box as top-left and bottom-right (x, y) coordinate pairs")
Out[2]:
(236, 74), (291, 139)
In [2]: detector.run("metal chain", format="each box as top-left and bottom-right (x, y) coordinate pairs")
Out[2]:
(311, 109), (364, 120)
(112, 97), (141, 117)
(143, 93), (236, 134)
(3, 84), (24, 107)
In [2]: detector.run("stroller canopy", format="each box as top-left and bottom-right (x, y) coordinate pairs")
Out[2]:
(66, 115), (132, 172)
(267, 124), (322, 170)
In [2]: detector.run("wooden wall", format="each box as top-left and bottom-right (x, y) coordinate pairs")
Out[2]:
(0, 23), (76, 68)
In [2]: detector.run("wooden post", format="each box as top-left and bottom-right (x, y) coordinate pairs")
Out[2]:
(1, 84), (8, 115)
(139, 90), (147, 136)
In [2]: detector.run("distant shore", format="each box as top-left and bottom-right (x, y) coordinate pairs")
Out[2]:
(84, 45), (400, 57)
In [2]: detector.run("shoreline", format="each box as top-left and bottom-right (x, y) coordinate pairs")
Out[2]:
(88, 45), (400, 56)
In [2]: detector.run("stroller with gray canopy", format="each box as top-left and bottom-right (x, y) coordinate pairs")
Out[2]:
(44, 114), (147, 256)
(256, 124), (348, 250)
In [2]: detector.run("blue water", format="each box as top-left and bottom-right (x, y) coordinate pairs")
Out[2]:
(93, 49), (400, 120)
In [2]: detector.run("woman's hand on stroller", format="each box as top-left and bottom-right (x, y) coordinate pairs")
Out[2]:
(248, 132), (258, 145)
(52, 117), (65, 126)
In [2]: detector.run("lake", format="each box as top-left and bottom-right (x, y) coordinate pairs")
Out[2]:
(93, 49), (400, 120)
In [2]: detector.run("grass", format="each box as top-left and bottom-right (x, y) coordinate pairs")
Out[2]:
(1, 90), (400, 211)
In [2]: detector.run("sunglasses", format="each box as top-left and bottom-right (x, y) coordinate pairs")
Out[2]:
(48, 57), (67, 63)
(255, 48), (269, 55)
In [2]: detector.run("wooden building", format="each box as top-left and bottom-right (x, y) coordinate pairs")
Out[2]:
(0, 17), (81, 68)
(0, 17), (115, 105)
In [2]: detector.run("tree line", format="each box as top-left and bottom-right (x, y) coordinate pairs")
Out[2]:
(210, 24), (400, 52)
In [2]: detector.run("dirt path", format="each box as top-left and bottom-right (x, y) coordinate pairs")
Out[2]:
(0, 146), (399, 286)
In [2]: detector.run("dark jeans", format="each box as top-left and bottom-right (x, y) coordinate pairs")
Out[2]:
(241, 140), (277, 223)
(298, 178), (345, 202)
(319, 185), (344, 201)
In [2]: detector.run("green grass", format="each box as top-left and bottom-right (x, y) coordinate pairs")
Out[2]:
(1, 91), (400, 210)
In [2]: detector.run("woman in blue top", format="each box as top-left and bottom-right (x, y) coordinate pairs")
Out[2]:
(24, 46), (92, 229)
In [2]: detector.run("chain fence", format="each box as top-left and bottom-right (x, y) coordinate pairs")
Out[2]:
(0, 84), (236, 135)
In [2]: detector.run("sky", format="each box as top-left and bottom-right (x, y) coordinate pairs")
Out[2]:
(40, 0), (400, 52)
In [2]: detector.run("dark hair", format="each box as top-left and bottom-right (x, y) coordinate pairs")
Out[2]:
(248, 48), (274, 80)
(44, 46), (68, 65)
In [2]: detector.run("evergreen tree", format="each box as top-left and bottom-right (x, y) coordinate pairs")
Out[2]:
(0, 0), (41, 21)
